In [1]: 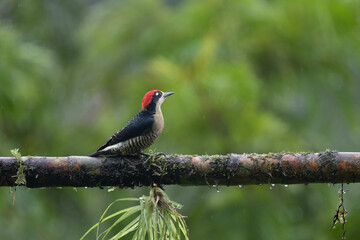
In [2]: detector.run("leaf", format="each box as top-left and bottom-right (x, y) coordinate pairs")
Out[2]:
(109, 216), (140, 240)
(100, 205), (141, 240)
(81, 198), (139, 240)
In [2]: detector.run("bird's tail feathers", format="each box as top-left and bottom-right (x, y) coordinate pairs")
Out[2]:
(89, 151), (101, 157)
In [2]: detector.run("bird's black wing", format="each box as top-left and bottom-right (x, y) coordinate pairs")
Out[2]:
(96, 110), (154, 151)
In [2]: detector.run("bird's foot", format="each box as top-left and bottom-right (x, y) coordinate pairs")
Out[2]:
(137, 149), (151, 157)
(154, 152), (167, 158)
(139, 152), (151, 157)
(142, 152), (167, 164)
(138, 149), (166, 158)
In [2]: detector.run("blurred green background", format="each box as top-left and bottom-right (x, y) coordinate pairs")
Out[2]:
(1, 0), (360, 239)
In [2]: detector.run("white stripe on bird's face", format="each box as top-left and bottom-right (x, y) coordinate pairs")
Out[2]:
(157, 95), (165, 106)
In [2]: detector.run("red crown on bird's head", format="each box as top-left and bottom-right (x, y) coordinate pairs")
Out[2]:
(142, 90), (161, 109)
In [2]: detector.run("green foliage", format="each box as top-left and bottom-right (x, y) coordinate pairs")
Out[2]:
(1, 0), (360, 239)
(82, 188), (188, 240)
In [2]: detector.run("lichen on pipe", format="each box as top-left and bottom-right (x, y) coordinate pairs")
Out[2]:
(0, 151), (359, 188)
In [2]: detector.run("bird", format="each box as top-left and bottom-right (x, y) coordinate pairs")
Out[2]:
(89, 90), (174, 157)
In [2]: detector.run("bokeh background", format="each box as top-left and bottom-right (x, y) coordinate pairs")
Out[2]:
(1, 0), (360, 239)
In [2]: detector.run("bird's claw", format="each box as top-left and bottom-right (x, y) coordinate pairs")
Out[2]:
(139, 152), (151, 157)
(142, 152), (167, 164)
(154, 152), (167, 158)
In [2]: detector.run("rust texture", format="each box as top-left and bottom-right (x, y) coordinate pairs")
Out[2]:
(0, 151), (359, 188)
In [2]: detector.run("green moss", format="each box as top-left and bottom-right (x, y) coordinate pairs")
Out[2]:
(11, 148), (27, 186)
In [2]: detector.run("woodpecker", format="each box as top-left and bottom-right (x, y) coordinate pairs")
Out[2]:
(89, 90), (174, 157)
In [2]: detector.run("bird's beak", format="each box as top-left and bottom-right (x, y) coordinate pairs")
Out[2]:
(163, 92), (174, 98)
